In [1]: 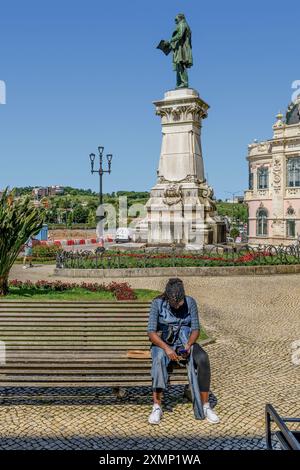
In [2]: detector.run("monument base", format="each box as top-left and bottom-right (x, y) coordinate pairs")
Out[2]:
(134, 180), (226, 246)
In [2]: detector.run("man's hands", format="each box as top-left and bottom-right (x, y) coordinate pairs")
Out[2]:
(164, 345), (179, 361)
(148, 332), (179, 360)
(184, 343), (192, 355)
(164, 344), (192, 361)
(148, 330), (200, 361)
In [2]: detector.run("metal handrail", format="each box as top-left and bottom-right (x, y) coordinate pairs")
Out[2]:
(265, 403), (300, 450)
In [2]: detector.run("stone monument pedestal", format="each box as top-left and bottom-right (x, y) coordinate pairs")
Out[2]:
(134, 88), (226, 246)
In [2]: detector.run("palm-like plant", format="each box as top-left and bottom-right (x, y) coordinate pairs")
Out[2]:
(0, 188), (45, 296)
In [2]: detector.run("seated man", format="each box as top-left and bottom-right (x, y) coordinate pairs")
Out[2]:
(147, 278), (220, 425)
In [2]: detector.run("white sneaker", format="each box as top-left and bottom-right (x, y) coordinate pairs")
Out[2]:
(22, 266), (28, 269)
(148, 404), (163, 425)
(203, 403), (220, 424)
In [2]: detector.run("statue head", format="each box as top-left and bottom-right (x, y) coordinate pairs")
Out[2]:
(175, 13), (185, 24)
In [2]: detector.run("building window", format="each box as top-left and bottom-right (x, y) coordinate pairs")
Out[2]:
(287, 157), (300, 187)
(257, 167), (268, 189)
(256, 208), (268, 236)
(249, 171), (253, 190)
(286, 220), (296, 238)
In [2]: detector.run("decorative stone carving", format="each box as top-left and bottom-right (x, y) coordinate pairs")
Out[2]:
(273, 112), (284, 128)
(184, 174), (198, 183)
(197, 183), (216, 212)
(162, 183), (183, 206)
(273, 174), (281, 183)
(271, 217), (285, 236)
(287, 188), (300, 195)
(157, 175), (168, 184)
(186, 102), (208, 120)
(171, 106), (181, 120)
(157, 174), (197, 185)
(273, 157), (282, 192)
(287, 205), (295, 216)
(258, 190), (268, 197)
(257, 143), (269, 153)
(287, 142), (300, 149)
(248, 141), (271, 156)
(200, 185), (214, 199)
(155, 103), (207, 123)
(155, 107), (172, 119)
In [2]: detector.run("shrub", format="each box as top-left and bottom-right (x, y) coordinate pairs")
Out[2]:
(0, 189), (45, 295)
(32, 244), (62, 259)
(108, 281), (137, 301)
(230, 227), (240, 239)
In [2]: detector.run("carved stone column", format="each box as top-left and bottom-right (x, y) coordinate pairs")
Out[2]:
(154, 88), (208, 183)
(271, 123), (286, 240)
(134, 88), (225, 246)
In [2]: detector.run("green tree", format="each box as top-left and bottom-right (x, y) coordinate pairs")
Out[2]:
(230, 227), (240, 240)
(216, 202), (248, 223)
(87, 210), (96, 226)
(86, 198), (98, 211)
(73, 205), (89, 223)
(46, 207), (58, 224)
(0, 189), (45, 296)
(66, 211), (73, 228)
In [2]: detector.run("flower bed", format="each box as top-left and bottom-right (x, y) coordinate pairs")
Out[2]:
(9, 279), (137, 300)
(56, 245), (300, 270)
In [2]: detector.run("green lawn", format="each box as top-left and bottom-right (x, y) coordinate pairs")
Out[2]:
(199, 330), (209, 342)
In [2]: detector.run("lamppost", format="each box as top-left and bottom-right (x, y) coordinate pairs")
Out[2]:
(89, 146), (113, 221)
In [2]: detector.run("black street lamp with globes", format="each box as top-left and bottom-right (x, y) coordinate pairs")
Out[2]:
(89, 146), (113, 221)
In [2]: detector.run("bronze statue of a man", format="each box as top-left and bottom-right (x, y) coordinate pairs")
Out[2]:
(157, 13), (193, 89)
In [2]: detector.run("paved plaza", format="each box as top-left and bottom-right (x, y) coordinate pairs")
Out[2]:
(0, 266), (299, 450)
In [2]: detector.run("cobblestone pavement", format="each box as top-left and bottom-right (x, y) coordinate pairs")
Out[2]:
(0, 265), (299, 450)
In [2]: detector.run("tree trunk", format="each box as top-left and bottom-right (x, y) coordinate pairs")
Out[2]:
(0, 275), (9, 296)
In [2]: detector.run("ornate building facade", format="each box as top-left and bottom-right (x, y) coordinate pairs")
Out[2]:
(244, 96), (300, 245)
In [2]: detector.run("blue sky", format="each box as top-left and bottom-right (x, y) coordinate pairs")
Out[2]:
(0, 0), (299, 199)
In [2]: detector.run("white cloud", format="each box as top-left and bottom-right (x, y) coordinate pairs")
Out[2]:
(0, 80), (6, 104)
